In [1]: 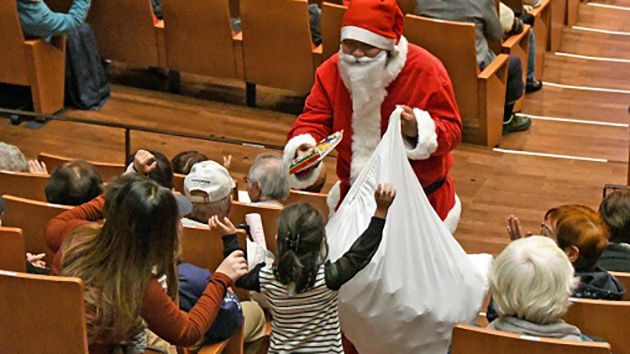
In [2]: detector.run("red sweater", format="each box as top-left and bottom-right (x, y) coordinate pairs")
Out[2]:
(45, 197), (230, 353)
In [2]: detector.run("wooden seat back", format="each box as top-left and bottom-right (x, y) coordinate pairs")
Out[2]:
(405, 14), (506, 146)
(240, 0), (317, 94)
(451, 323), (611, 354)
(228, 201), (282, 256)
(0, 170), (49, 202)
(0, 227), (26, 273)
(321, 2), (346, 61)
(1, 195), (71, 265)
(87, 0), (162, 67)
(162, 0), (241, 79)
(285, 190), (329, 221)
(563, 298), (630, 354)
(0, 0), (29, 86)
(38, 152), (125, 182)
(609, 271), (630, 301)
(0, 271), (88, 353)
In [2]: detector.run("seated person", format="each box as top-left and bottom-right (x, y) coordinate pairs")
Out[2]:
(45, 160), (104, 206)
(17, 0), (91, 38)
(171, 151), (209, 175)
(488, 236), (589, 340)
(125, 150), (175, 190)
(598, 191), (630, 272)
(543, 205), (625, 300)
(182, 160), (235, 228)
(0, 142), (29, 172)
(246, 153), (290, 207)
(415, 0), (531, 134)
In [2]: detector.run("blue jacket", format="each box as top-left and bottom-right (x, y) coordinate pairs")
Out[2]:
(17, 0), (91, 38)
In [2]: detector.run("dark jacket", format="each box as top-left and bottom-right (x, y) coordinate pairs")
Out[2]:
(598, 243), (630, 273)
(574, 266), (625, 300)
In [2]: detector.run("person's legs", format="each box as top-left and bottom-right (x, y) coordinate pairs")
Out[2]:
(242, 301), (267, 354)
(503, 55), (531, 133)
(526, 31), (543, 93)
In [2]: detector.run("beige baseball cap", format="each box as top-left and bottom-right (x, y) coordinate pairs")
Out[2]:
(184, 160), (235, 203)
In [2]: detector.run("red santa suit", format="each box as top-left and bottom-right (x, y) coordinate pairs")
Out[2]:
(283, 0), (462, 232)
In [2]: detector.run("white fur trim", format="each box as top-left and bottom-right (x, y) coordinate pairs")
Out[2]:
(404, 108), (438, 160)
(283, 134), (323, 190)
(443, 194), (461, 234)
(341, 26), (397, 51)
(326, 180), (341, 217)
(347, 36), (409, 183)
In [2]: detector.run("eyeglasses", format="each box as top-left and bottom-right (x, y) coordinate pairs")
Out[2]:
(540, 223), (554, 237)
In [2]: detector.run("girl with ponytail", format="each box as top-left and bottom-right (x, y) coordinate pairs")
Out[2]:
(210, 183), (396, 353)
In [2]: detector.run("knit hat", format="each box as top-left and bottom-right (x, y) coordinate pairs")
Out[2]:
(340, 0), (404, 51)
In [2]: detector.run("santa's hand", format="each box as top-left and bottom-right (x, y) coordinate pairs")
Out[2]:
(296, 143), (315, 160)
(399, 105), (418, 139)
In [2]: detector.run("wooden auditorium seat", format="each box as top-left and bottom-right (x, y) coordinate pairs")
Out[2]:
(285, 190), (329, 221)
(563, 298), (630, 354)
(228, 201), (282, 256)
(87, 0), (167, 68)
(321, 2), (346, 61)
(1, 195), (71, 265)
(0, 271), (89, 354)
(0, 170), (49, 202)
(240, 0), (323, 106)
(0, 1), (66, 114)
(450, 323), (611, 354)
(38, 152), (125, 182)
(162, 0), (244, 81)
(609, 271), (630, 301)
(0, 227), (27, 273)
(404, 15), (509, 147)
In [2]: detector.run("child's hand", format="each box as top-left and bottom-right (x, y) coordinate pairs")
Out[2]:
(209, 215), (238, 235)
(134, 150), (157, 175)
(374, 183), (396, 219)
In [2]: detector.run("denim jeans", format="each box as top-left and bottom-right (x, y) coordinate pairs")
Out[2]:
(527, 31), (536, 85)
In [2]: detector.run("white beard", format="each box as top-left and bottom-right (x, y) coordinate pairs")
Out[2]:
(338, 51), (389, 109)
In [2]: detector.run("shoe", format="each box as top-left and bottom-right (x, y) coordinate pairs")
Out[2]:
(503, 114), (532, 134)
(526, 80), (543, 94)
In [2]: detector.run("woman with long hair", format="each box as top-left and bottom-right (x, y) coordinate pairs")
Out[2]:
(49, 175), (247, 354)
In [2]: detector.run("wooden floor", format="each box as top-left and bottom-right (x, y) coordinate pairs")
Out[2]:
(1, 0), (628, 256)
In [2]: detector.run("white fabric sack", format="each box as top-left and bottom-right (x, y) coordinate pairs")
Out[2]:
(326, 107), (488, 354)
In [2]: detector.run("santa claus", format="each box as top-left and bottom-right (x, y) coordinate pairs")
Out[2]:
(283, 0), (462, 232)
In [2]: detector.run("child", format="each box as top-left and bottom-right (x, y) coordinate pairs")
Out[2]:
(210, 183), (396, 353)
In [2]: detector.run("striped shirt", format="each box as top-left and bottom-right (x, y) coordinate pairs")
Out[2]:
(260, 265), (343, 353)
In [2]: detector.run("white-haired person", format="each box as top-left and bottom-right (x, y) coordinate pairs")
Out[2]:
(488, 236), (592, 341)
(246, 153), (290, 207)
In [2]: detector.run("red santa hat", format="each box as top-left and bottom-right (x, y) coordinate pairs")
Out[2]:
(340, 0), (404, 51)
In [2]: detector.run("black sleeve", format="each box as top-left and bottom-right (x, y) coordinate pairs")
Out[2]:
(324, 217), (386, 291)
(234, 263), (265, 292)
(221, 234), (264, 292)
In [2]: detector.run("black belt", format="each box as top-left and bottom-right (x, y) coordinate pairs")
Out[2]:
(423, 177), (447, 196)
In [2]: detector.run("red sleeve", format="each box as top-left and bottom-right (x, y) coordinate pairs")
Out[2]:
(141, 272), (232, 346)
(287, 68), (335, 142)
(45, 196), (106, 253)
(426, 75), (462, 157)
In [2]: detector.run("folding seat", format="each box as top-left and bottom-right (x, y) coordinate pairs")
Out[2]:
(228, 201), (282, 256)
(0, 170), (49, 202)
(38, 152), (125, 182)
(0, 227), (27, 273)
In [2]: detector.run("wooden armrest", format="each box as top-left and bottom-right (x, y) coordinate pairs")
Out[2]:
(233, 32), (243, 41)
(528, 0), (550, 16)
(479, 53), (509, 79)
(502, 24), (531, 50)
(313, 44), (323, 54)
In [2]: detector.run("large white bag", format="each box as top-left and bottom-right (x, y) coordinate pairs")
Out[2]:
(326, 108), (488, 354)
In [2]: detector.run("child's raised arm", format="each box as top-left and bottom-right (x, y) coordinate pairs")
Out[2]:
(324, 183), (396, 291)
(210, 215), (265, 292)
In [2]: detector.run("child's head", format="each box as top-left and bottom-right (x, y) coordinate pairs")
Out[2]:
(599, 191), (630, 244)
(544, 205), (608, 270)
(274, 203), (327, 293)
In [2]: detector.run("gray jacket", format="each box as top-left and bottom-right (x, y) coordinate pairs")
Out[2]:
(488, 316), (584, 341)
(415, 0), (503, 69)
